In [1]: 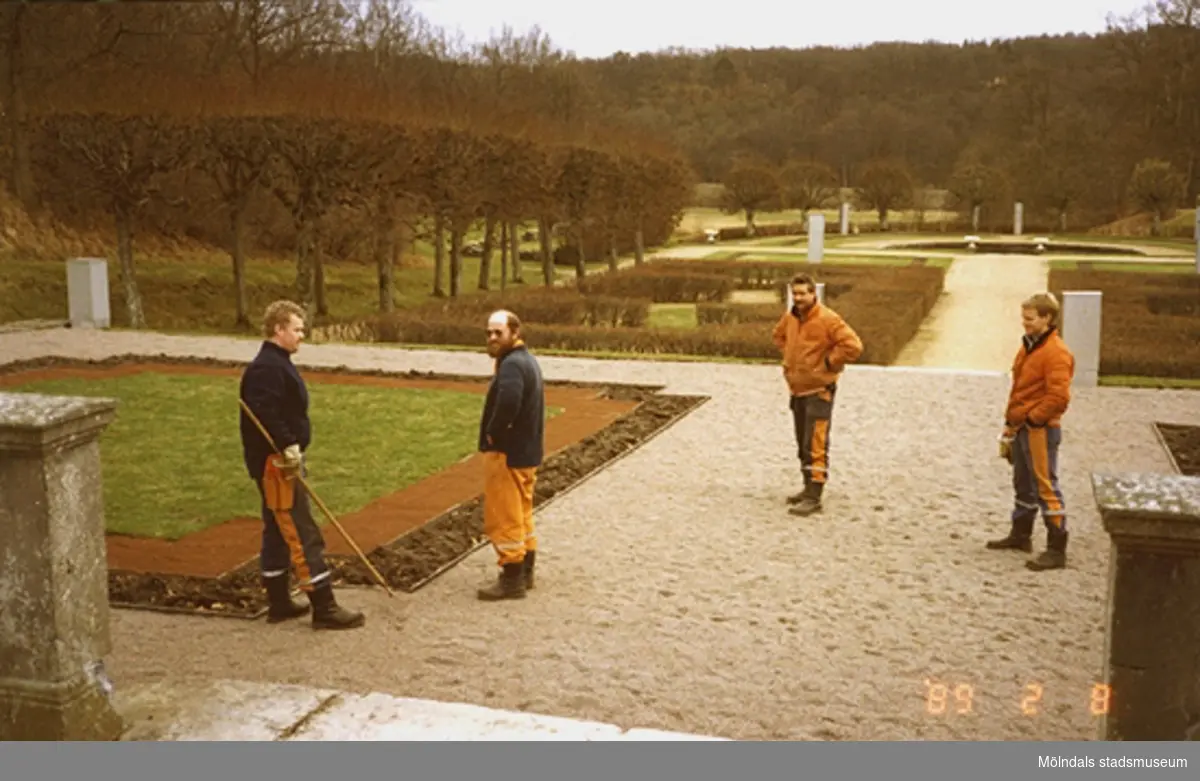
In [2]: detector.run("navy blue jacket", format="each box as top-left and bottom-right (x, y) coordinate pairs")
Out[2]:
(239, 341), (311, 481)
(478, 344), (545, 468)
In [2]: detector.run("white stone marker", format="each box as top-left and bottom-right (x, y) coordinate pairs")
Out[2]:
(807, 214), (825, 263)
(67, 258), (111, 329)
(1060, 291), (1102, 388)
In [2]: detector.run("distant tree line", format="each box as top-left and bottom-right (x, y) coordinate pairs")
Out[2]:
(581, 0), (1200, 231)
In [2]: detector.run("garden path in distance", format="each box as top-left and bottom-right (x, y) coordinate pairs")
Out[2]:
(893, 254), (1047, 372)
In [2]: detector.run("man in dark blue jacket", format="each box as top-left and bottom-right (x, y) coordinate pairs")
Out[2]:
(239, 299), (365, 629)
(477, 309), (545, 601)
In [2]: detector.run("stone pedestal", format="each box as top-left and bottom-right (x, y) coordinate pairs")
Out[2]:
(1091, 472), (1200, 741)
(1060, 291), (1101, 388)
(839, 203), (850, 235)
(1014, 201), (1023, 236)
(66, 258), (111, 329)
(1193, 207), (1198, 275)
(807, 214), (825, 263)
(0, 391), (124, 741)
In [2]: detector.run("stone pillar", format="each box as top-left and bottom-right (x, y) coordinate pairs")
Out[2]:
(1014, 202), (1023, 236)
(1193, 205), (1198, 275)
(66, 258), (111, 329)
(816, 282), (825, 305)
(1060, 291), (1101, 388)
(0, 391), (124, 741)
(807, 214), (825, 263)
(839, 203), (850, 235)
(1091, 472), (1200, 741)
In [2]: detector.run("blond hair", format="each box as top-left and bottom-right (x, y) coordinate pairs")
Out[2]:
(1021, 292), (1060, 325)
(262, 300), (306, 338)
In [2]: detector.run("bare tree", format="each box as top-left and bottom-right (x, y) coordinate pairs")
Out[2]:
(854, 160), (915, 231)
(779, 160), (839, 218)
(720, 158), (780, 235)
(196, 116), (273, 328)
(34, 113), (193, 329)
(263, 115), (358, 315)
(1129, 157), (1186, 234)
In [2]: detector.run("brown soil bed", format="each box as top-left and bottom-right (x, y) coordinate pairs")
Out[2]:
(0, 353), (707, 619)
(1155, 422), (1200, 477)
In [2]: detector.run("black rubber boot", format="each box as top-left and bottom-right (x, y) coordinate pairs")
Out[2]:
(1026, 528), (1068, 571)
(986, 516), (1034, 552)
(263, 575), (310, 624)
(308, 582), (366, 630)
(788, 483), (824, 517)
(523, 550), (536, 591)
(477, 562), (527, 601)
(786, 477), (813, 505)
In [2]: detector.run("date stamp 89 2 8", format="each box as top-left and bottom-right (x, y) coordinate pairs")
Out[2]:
(924, 679), (1111, 717)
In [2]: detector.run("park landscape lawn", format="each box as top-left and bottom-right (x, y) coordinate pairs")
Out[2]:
(8, 371), (562, 539)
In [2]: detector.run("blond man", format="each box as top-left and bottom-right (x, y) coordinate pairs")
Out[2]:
(239, 300), (365, 628)
(477, 310), (545, 600)
(988, 292), (1076, 571)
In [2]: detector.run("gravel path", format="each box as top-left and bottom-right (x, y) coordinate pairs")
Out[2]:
(2, 328), (1195, 740)
(893, 254), (1048, 372)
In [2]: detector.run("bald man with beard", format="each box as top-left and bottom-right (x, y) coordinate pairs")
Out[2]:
(476, 309), (546, 601)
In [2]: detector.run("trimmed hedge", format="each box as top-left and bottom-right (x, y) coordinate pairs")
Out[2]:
(576, 268), (734, 303)
(413, 288), (650, 329)
(716, 222), (806, 241)
(696, 302), (783, 325)
(325, 258), (946, 366)
(1047, 270), (1200, 379)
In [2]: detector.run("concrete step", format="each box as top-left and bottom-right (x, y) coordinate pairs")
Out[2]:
(116, 678), (725, 741)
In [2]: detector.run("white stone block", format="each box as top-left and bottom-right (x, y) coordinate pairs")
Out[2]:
(807, 214), (825, 263)
(119, 679), (340, 742)
(66, 257), (110, 329)
(286, 692), (625, 741)
(613, 728), (729, 741)
(1060, 291), (1102, 388)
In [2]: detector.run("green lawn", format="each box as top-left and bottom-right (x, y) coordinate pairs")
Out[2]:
(646, 303), (700, 329)
(7, 371), (562, 539)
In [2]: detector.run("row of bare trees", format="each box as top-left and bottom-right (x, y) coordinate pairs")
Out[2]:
(30, 112), (693, 330)
(719, 153), (1194, 235)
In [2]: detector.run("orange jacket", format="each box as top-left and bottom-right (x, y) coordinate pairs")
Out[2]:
(1004, 327), (1075, 430)
(772, 303), (863, 396)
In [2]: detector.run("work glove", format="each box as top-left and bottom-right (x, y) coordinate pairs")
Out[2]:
(998, 434), (1013, 464)
(274, 443), (302, 477)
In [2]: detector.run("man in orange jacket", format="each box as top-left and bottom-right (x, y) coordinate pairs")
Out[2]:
(988, 292), (1076, 571)
(772, 273), (863, 516)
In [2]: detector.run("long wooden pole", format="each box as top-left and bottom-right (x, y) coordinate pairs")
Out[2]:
(239, 399), (394, 597)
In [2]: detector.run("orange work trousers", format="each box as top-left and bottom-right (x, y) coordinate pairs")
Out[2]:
(482, 451), (538, 566)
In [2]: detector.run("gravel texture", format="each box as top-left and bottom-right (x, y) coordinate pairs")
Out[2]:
(2, 327), (1196, 741)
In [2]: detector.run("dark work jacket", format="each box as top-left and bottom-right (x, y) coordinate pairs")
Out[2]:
(239, 341), (311, 481)
(478, 344), (545, 468)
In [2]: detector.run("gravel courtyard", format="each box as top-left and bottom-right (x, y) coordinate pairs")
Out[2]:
(2, 327), (1194, 741)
